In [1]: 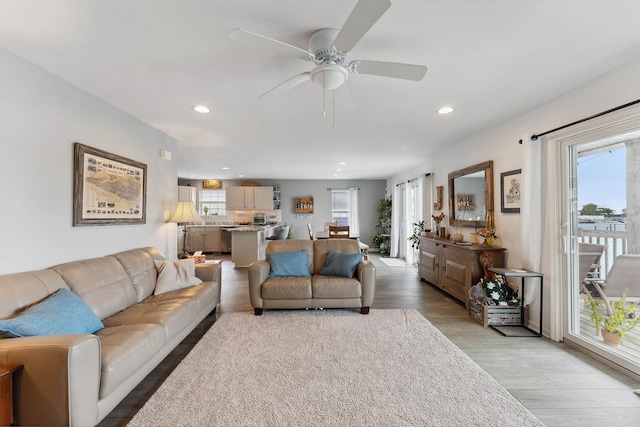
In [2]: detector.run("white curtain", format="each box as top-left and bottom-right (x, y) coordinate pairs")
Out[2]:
(405, 178), (424, 265)
(390, 186), (400, 257)
(521, 134), (546, 334)
(348, 188), (360, 237)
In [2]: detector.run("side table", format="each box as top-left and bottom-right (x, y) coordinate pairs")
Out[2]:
(488, 268), (543, 337)
(0, 364), (22, 426)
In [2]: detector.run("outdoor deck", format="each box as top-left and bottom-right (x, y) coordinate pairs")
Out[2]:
(578, 294), (640, 362)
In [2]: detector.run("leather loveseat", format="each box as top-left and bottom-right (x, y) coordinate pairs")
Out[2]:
(248, 239), (375, 315)
(0, 247), (221, 426)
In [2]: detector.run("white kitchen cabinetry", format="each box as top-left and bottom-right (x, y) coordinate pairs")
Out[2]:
(187, 227), (221, 253)
(226, 186), (274, 209)
(178, 186), (196, 204)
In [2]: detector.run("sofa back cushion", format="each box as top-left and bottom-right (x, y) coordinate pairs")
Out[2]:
(53, 256), (137, 320)
(114, 247), (164, 302)
(0, 269), (70, 319)
(266, 240), (314, 275)
(312, 239), (360, 275)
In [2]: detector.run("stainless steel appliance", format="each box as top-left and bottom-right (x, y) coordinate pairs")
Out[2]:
(253, 213), (267, 226)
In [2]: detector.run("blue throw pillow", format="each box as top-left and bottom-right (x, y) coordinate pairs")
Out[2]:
(319, 252), (364, 278)
(269, 250), (310, 277)
(0, 288), (104, 338)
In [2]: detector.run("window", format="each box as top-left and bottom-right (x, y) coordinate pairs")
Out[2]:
(331, 189), (350, 225)
(199, 189), (226, 216)
(330, 188), (359, 236)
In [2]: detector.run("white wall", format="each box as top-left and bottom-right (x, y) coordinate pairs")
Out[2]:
(388, 57), (640, 336)
(0, 49), (179, 274)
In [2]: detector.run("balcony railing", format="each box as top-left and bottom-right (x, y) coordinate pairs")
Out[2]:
(578, 229), (628, 278)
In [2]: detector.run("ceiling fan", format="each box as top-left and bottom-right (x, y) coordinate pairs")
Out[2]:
(230, 0), (427, 99)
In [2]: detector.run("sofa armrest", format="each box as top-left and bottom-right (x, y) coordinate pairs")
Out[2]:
(0, 334), (101, 427)
(357, 260), (376, 307)
(195, 261), (221, 284)
(248, 260), (271, 308)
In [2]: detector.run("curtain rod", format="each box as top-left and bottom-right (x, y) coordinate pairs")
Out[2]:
(525, 99), (640, 142)
(326, 187), (359, 190)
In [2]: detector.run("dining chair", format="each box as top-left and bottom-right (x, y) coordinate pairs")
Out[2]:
(329, 225), (350, 238)
(324, 221), (338, 231)
(307, 223), (314, 240)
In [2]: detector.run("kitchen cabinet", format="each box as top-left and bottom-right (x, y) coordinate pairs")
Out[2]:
(226, 186), (274, 210)
(178, 186), (196, 204)
(186, 227), (220, 253)
(418, 237), (505, 310)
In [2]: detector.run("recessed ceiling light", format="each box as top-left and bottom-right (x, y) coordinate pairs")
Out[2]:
(336, 169), (342, 172)
(338, 162), (347, 166)
(437, 106), (454, 115)
(333, 174), (339, 177)
(222, 167), (230, 170)
(238, 174), (244, 178)
(193, 105), (211, 114)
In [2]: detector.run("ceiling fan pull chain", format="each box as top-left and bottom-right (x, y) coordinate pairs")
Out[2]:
(333, 89), (336, 131)
(322, 70), (327, 116)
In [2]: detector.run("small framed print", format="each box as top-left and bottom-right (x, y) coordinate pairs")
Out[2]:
(500, 169), (521, 213)
(73, 143), (147, 226)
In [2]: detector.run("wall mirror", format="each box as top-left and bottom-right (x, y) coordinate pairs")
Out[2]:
(448, 160), (494, 228)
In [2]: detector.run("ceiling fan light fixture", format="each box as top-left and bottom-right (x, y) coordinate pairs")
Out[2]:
(311, 63), (348, 90)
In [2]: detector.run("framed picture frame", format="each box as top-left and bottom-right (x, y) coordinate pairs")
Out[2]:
(73, 142), (147, 226)
(500, 169), (521, 213)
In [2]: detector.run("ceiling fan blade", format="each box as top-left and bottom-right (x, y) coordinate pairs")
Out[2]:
(260, 72), (311, 98)
(230, 28), (314, 60)
(351, 60), (427, 81)
(333, 0), (391, 53)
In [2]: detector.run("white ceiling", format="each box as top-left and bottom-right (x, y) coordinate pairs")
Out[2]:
(1, 0), (639, 180)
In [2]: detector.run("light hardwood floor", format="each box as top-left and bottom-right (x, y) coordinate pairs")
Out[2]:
(98, 253), (640, 427)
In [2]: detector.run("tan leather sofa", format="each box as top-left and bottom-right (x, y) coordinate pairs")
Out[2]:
(0, 247), (221, 427)
(248, 239), (375, 315)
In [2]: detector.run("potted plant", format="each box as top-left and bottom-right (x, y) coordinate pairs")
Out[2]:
(407, 221), (425, 250)
(376, 198), (392, 234)
(584, 288), (640, 345)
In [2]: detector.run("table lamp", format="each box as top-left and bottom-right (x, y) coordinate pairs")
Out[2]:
(169, 201), (203, 258)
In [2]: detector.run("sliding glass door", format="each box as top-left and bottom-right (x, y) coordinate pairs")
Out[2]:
(560, 115), (640, 376)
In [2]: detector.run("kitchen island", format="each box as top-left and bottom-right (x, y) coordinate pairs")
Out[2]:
(230, 225), (279, 267)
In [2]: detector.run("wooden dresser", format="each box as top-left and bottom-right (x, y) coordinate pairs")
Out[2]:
(418, 237), (506, 310)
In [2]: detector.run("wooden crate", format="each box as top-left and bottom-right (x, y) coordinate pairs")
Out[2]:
(470, 302), (522, 327)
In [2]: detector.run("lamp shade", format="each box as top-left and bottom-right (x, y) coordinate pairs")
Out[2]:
(169, 201), (203, 224)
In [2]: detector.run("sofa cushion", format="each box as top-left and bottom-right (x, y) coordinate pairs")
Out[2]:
(319, 252), (363, 278)
(312, 239), (360, 275)
(114, 248), (163, 302)
(0, 288), (104, 338)
(262, 277), (313, 299)
(95, 323), (166, 398)
(154, 259), (203, 295)
(268, 251), (310, 277)
(53, 256), (138, 320)
(266, 240), (314, 274)
(312, 275), (363, 299)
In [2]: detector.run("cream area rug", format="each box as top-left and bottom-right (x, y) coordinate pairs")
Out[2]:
(378, 257), (407, 266)
(128, 309), (543, 427)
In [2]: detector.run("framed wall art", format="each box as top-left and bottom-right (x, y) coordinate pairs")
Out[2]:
(500, 169), (521, 213)
(73, 142), (147, 226)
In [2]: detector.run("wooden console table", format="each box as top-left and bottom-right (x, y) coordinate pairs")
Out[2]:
(418, 237), (506, 310)
(0, 364), (22, 426)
